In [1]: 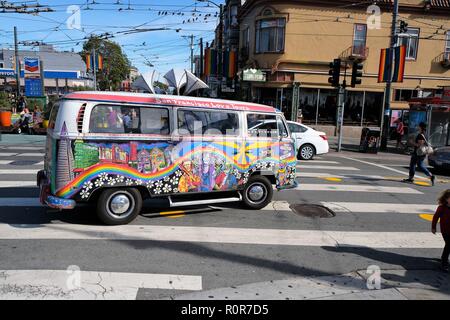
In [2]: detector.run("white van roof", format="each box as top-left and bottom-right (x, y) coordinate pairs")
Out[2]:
(62, 91), (277, 113)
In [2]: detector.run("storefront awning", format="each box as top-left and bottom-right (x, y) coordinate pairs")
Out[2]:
(390, 101), (410, 110)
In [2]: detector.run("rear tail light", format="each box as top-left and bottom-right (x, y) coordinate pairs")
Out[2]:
(320, 135), (328, 141)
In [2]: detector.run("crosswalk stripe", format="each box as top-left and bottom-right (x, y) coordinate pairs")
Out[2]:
(0, 224), (443, 248)
(296, 165), (359, 171)
(0, 153), (18, 157)
(16, 153), (45, 157)
(298, 160), (339, 164)
(341, 156), (426, 179)
(0, 181), (36, 188)
(321, 202), (437, 214)
(0, 169), (40, 174)
(296, 172), (389, 180)
(295, 184), (422, 194)
(0, 270), (202, 300)
(0, 160), (13, 165)
(0, 146), (44, 151)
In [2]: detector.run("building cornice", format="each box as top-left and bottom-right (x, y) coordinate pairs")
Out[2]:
(240, 0), (450, 19)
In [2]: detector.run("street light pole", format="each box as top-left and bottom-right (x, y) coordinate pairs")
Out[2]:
(380, 0), (399, 151)
(13, 26), (20, 98)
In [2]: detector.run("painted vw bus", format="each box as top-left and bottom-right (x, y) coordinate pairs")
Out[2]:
(37, 92), (297, 225)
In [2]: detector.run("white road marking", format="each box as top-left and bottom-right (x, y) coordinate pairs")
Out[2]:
(298, 160), (340, 164)
(341, 156), (426, 179)
(0, 169), (40, 174)
(35, 161), (44, 166)
(17, 153), (45, 157)
(295, 184), (422, 194)
(0, 270), (202, 300)
(0, 160), (13, 165)
(0, 146), (44, 151)
(0, 224), (443, 248)
(321, 202), (437, 214)
(296, 165), (359, 171)
(296, 172), (345, 178)
(0, 181), (36, 188)
(0, 153), (18, 157)
(296, 172), (388, 180)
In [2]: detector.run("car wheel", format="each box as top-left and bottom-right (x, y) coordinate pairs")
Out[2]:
(242, 176), (273, 210)
(299, 144), (315, 160)
(96, 188), (142, 225)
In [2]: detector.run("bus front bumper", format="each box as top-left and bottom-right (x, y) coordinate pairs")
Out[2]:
(37, 170), (76, 210)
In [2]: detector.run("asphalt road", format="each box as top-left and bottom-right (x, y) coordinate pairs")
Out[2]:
(0, 134), (449, 300)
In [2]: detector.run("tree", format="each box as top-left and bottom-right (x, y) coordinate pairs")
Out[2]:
(81, 37), (131, 91)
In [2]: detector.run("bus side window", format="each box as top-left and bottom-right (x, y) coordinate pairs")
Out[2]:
(277, 116), (288, 138)
(247, 113), (278, 138)
(177, 109), (239, 135)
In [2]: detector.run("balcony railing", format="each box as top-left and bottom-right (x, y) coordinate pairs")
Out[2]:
(340, 45), (369, 61)
(440, 51), (450, 68)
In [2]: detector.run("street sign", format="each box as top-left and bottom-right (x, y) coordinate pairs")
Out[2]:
(24, 57), (40, 76)
(242, 69), (266, 82)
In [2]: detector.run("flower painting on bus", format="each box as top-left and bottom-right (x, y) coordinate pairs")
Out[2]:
(55, 138), (297, 200)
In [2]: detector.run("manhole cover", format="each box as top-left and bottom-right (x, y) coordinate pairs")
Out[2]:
(289, 204), (335, 218)
(10, 160), (38, 166)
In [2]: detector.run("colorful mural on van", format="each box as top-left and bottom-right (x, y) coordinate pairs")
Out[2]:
(54, 136), (297, 200)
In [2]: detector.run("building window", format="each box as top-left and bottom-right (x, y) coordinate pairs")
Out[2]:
(230, 5), (238, 27)
(242, 27), (250, 51)
(445, 31), (450, 59)
(398, 28), (420, 60)
(394, 89), (418, 102)
(255, 18), (285, 53)
(352, 24), (367, 56)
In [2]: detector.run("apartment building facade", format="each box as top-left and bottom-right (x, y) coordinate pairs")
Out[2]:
(237, 0), (450, 135)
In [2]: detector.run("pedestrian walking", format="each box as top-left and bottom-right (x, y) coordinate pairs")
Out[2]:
(394, 118), (405, 149)
(432, 189), (450, 272)
(17, 96), (26, 113)
(403, 122), (435, 186)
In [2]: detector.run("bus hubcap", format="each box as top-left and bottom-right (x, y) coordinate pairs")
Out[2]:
(110, 194), (131, 215)
(248, 184), (266, 203)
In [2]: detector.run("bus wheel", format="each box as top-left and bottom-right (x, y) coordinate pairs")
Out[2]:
(242, 176), (273, 210)
(97, 188), (142, 225)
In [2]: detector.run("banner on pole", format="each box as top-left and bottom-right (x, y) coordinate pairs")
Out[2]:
(378, 45), (406, 83)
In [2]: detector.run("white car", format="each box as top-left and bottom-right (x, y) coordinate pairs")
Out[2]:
(287, 121), (329, 160)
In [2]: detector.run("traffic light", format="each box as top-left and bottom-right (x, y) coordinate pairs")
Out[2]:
(328, 58), (341, 87)
(399, 20), (408, 33)
(351, 62), (363, 88)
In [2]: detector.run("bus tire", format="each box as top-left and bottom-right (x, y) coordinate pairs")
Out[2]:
(96, 188), (142, 225)
(242, 176), (273, 210)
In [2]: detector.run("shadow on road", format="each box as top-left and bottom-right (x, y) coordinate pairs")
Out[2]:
(322, 246), (449, 292)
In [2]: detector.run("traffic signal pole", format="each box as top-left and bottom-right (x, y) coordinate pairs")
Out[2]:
(380, 0), (399, 151)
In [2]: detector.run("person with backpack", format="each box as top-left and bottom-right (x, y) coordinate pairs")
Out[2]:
(403, 122), (435, 186)
(432, 189), (450, 272)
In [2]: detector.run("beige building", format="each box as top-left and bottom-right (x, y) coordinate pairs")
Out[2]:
(238, 0), (450, 136)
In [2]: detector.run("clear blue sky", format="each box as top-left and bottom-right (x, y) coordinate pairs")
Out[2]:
(0, 0), (223, 77)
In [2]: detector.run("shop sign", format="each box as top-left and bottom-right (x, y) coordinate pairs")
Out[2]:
(242, 69), (266, 82)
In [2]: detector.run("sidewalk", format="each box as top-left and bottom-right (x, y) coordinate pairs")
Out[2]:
(165, 269), (450, 300)
(328, 136), (410, 156)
